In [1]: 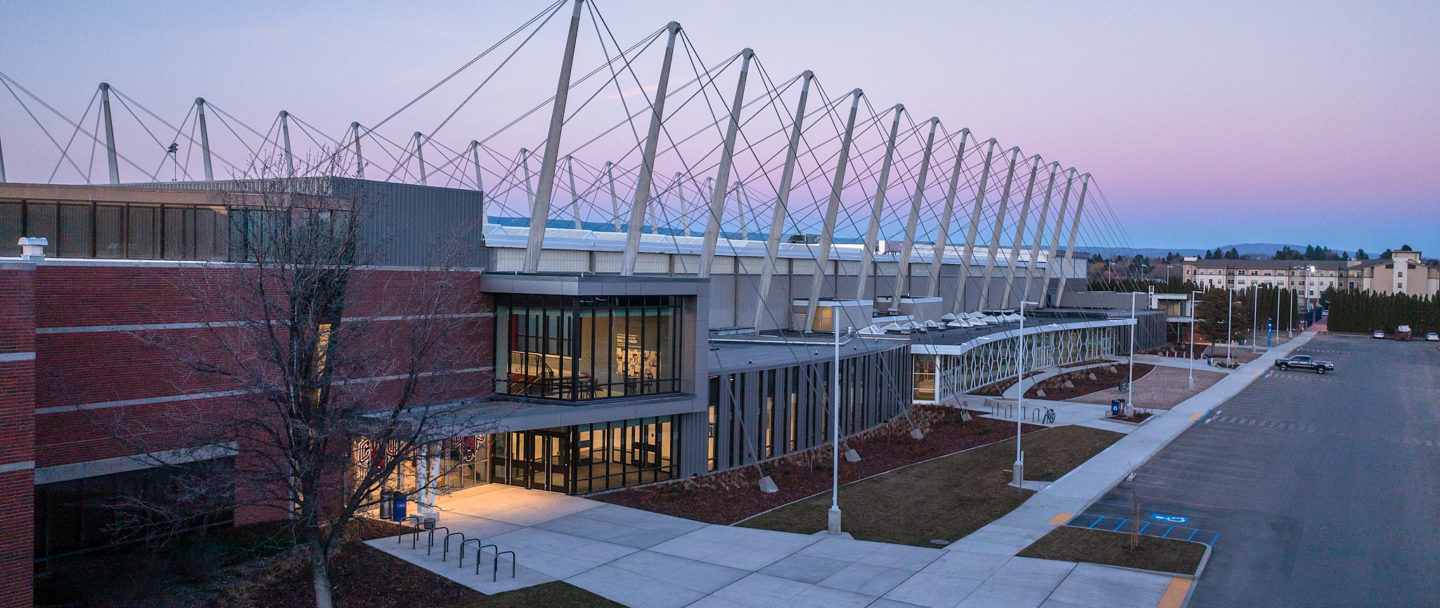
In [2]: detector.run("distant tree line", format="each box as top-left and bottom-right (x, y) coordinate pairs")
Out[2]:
(1324, 287), (1440, 334)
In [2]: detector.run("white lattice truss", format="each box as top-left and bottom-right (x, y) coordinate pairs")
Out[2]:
(914, 321), (1126, 404)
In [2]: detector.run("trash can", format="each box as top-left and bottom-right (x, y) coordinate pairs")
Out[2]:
(378, 491), (392, 520)
(391, 493), (407, 522)
(1111, 400), (1123, 417)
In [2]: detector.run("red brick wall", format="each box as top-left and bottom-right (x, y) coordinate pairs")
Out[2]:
(30, 261), (493, 528)
(0, 264), (36, 608)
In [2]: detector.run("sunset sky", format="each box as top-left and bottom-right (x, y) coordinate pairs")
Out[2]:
(2, 0), (1436, 253)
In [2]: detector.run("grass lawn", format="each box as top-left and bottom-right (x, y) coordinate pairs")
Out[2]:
(738, 425), (1123, 546)
(451, 581), (624, 608)
(1018, 526), (1207, 575)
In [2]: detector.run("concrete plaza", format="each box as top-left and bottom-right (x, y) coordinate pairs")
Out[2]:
(366, 331), (1318, 607)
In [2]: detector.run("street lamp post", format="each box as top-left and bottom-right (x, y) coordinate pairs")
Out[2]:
(1275, 284), (1281, 344)
(1128, 292), (1142, 412)
(1189, 290), (1201, 388)
(828, 324), (845, 535)
(1226, 287), (1234, 361)
(1014, 300), (1039, 490)
(1250, 286), (1259, 353)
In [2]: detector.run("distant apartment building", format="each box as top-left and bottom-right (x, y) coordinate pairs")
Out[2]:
(1182, 250), (1440, 306)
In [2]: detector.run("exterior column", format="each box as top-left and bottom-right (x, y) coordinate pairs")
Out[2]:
(413, 132), (428, 185)
(351, 122), (365, 179)
(521, 148), (534, 207)
(621, 22), (682, 275)
(99, 83), (120, 184)
(195, 98), (214, 181)
(1053, 174), (1091, 307)
(854, 105), (905, 300)
(998, 155), (1041, 308)
(605, 161), (621, 231)
(522, 0), (587, 273)
(975, 148), (1022, 310)
(753, 71), (813, 329)
(804, 89), (864, 331)
(698, 49), (755, 279)
(280, 111), (295, 178)
(951, 139), (998, 312)
(1034, 169), (1076, 306)
(674, 172), (690, 236)
(566, 155), (581, 229)
(1020, 162), (1061, 305)
(469, 141), (485, 224)
(891, 117), (939, 310)
(926, 129), (971, 298)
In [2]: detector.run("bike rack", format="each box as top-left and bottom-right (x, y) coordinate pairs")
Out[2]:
(493, 550), (516, 582)
(459, 538), (482, 568)
(474, 543), (498, 575)
(442, 532), (466, 562)
(426, 526), (450, 554)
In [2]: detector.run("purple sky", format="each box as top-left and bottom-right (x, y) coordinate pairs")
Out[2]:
(3, 1), (1437, 253)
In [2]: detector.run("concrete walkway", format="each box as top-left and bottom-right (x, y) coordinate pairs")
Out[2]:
(946, 330), (1317, 557)
(366, 331), (1317, 607)
(367, 484), (1176, 607)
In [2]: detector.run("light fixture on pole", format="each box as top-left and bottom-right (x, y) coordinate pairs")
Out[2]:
(1226, 287), (1234, 362)
(1250, 286), (1259, 353)
(1128, 291), (1142, 413)
(827, 324), (846, 535)
(1189, 290), (1202, 388)
(1014, 301), (1039, 490)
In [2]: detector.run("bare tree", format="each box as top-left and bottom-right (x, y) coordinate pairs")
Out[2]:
(97, 152), (488, 607)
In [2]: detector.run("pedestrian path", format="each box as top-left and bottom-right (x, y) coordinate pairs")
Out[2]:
(365, 333), (1318, 607)
(367, 484), (1175, 607)
(945, 330), (1318, 560)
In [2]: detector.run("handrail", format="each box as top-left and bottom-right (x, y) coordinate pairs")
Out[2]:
(459, 538), (483, 568)
(474, 543), (499, 575)
(493, 550), (516, 582)
(442, 531), (466, 562)
(426, 526), (451, 554)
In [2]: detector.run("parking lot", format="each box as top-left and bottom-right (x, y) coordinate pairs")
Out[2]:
(1078, 333), (1440, 606)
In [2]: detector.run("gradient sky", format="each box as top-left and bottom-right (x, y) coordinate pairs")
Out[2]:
(2, 0), (1437, 253)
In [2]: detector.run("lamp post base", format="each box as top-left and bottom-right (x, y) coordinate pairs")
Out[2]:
(827, 506), (843, 535)
(1013, 455), (1024, 489)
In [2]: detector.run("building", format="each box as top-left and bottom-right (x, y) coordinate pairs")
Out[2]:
(1, 178), (1140, 603)
(1181, 252), (1440, 307)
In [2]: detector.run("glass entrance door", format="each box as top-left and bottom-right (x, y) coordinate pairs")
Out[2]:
(495, 429), (571, 493)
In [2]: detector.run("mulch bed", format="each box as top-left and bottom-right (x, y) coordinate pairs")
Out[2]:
(1025, 363), (1155, 401)
(1019, 526), (1207, 575)
(591, 406), (1043, 525)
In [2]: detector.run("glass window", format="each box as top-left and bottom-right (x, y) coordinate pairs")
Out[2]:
(25, 203), (58, 251)
(95, 204), (125, 258)
(163, 206), (192, 259)
(57, 204), (92, 257)
(496, 294), (683, 402)
(0, 202), (20, 256)
(127, 205), (159, 258)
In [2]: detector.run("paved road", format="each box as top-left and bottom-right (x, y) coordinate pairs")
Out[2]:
(1090, 334), (1440, 605)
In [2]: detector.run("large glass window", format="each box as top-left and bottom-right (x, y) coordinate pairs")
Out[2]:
(572, 417), (677, 493)
(495, 294), (684, 402)
(33, 459), (235, 567)
(0, 199), (230, 260)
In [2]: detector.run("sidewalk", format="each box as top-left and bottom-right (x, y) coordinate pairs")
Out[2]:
(945, 330), (1318, 558)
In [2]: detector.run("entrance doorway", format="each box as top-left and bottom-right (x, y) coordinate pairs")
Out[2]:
(495, 429), (570, 493)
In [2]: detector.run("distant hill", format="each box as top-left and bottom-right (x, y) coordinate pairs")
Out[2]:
(1081, 243), (1353, 259)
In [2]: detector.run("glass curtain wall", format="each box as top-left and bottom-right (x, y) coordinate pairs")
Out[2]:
(0, 199), (229, 259)
(496, 294), (683, 401)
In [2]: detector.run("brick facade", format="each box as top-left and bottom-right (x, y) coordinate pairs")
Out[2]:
(8, 260), (493, 603)
(0, 263), (36, 608)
